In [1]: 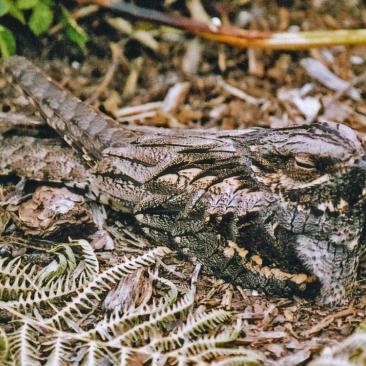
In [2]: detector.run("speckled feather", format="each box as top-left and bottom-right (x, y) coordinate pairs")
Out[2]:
(4, 55), (366, 305)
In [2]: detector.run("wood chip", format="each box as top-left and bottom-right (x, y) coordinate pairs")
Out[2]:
(220, 78), (264, 105)
(303, 307), (355, 337)
(162, 82), (191, 113)
(300, 58), (361, 101)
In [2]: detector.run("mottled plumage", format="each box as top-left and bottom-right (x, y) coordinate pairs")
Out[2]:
(3, 56), (366, 305)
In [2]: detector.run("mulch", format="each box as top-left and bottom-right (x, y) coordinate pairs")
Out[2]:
(2, 0), (366, 363)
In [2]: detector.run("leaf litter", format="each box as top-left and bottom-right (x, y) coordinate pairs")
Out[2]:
(2, 0), (366, 364)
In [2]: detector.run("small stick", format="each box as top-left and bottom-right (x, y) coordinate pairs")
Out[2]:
(48, 5), (99, 35)
(87, 43), (122, 105)
(303, 307), (355, 337)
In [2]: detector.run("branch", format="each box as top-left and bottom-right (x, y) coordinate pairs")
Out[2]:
(78, 0), (366, 49)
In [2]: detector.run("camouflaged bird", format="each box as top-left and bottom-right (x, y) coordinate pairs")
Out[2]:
(3, 55), (366, 305)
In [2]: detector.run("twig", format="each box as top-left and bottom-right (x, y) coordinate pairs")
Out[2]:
(191, 263), (202, 285)
(78, 0), (366, 49)
(116, 101), (162, 118)
(219, 78), (264, 105)
(87, 43), (122, 105)
(303, 307), (355, 337)
(48, 4), (99, 35)
(156, 257), (186, 280)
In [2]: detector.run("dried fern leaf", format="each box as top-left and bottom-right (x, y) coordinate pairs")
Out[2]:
(0, 257), (25, 278)
(0, 242), (261, 365)
(167, 327), (242, 359)
(190, 347), (262, 363)
(309, 332), (366, 365)
(210, 354), (263, 366)
(8, 320), (42, 366)
(149, 309), (231, 352)
(0, 257), (40, 300)
(110, 287), (195, 347)
(179, 309), (231, 337)
(88, 275), (178, 341)
(46, 247), (170, 329)
(0, 276), (35, 301)
(35, 244), (76, 286)
(117, 347), (139, 366)
(0, 241), (97, 305)
(71, 239), (99, 284)
(0, 326), (9, 361)
(43, 336), (73, 366)
(2, 273), (82, 311)
(78, 340), (113, 366)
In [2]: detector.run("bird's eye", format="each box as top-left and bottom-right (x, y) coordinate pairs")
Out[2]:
(294, 156), (316, 170)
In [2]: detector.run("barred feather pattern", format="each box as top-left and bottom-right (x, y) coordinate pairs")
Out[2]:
(6, 56), (366, 306)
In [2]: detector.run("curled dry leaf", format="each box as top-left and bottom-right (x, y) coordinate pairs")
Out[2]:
(103, 268), (153, 312)
(12, 186), (97, 238)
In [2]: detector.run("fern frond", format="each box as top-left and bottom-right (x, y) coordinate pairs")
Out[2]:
(46, 247), (170, 329)
(43, 336), (73, 366)
(34, 244), (76, 286)
(149, 309), (231, 352)
(167, 327), (241, 360)
(8, 320), (42, 366)
(3, 241), (99, 311)
(0, 241), (98, 305)
(210, 354), (263, 366)
(190, 347), (263, 363)
(72, 239), (99, 285)
(116, 347), (140, 366)
(3, 274), (81, 311)
(0, 242), (261, 365)
(309, 332), (366, 365)
(0, 275), (36, 301)
(152, 275), (179, 310)
(78, 340), (114, 366)
(0, 257), (22, 277)
(35, 241), (97, 289)
(0, 257), (40, 300)
(180, 309), (231, 338)
(87, 275), (178, 341)
(110, 287), (195, 347)
(0, 326), (9, 361)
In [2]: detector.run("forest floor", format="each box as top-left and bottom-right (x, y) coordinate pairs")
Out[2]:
(2, 0), (366, 364)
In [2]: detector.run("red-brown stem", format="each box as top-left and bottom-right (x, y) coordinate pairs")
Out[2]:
(78, 0), (366, 49)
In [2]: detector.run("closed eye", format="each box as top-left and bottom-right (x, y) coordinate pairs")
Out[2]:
(294, 156), (316, 170)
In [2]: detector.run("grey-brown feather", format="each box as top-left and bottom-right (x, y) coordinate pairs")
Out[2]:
(4, 55), (366, 305)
